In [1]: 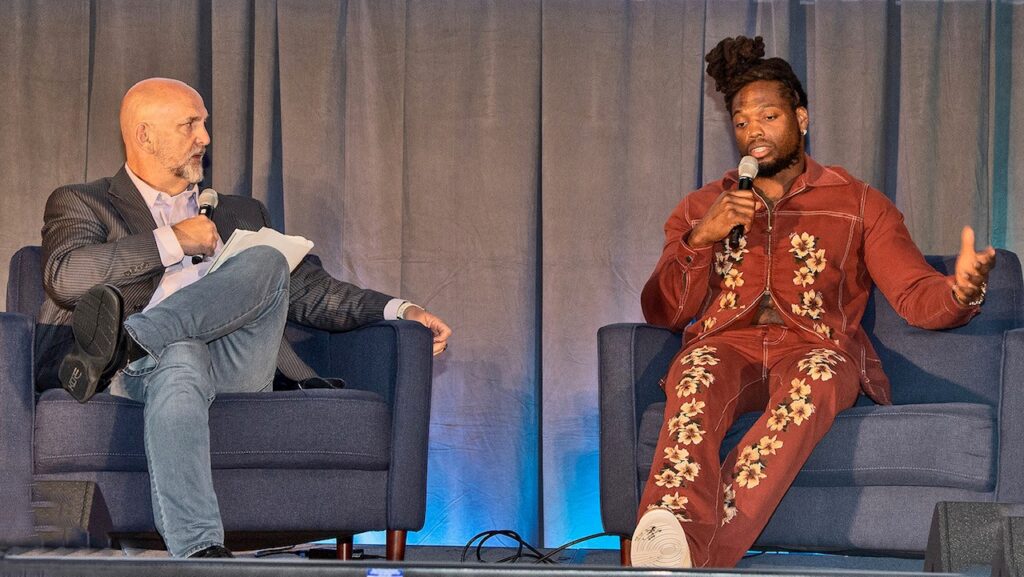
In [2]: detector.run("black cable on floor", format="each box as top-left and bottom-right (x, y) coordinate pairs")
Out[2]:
(460, 529), (617, 564)
(532, 531), (617, 564)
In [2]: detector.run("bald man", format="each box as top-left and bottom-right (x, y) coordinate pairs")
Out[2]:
(36, 78), (451, 558)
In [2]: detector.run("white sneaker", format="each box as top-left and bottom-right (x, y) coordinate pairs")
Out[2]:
(630, 508), (692, 568)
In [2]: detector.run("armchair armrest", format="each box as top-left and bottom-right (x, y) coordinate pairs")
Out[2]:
(328, 320), (434, 530)
(597, 323), (681, 535)
(0, 312), (37, 546)
(998, 327), (1024, 502)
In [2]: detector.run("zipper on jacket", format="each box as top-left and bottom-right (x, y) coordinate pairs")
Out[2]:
(759, 188), (774, 302)
(697, 184), (806, 340)
(762, 184), (825, 340)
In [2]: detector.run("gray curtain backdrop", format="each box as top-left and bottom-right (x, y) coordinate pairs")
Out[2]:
(2, 0), (1021, 548)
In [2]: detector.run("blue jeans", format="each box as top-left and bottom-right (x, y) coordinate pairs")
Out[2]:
(119, 246), (290, 557)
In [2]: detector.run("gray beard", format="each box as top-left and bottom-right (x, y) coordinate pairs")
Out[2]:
(175, 161), (204, 184)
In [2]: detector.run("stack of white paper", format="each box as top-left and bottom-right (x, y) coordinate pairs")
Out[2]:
(208, 227), (314, 274)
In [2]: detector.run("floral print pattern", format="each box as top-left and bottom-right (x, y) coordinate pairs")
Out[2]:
(647, 493), (691, 523)
(723, 268), (744, 289)
(680, 346), (720, 367)
(797, 348), (846, 381)
(791, 289), (824, 319)
(702, 317), (717, 332)
(668, 412), (706, 445)
(714, 237), (749, 311)
(721, 482), (737, 525)
(719, 291), (739, 311)
(653, 446), (701, 489)
(732, 348), (846, 492)
(788, 232), (828, 320)
(675, 346), (719, 398)
(724, 237), (751, 262)
(650, 346), (724, 522)
(733, 434), (784, 489)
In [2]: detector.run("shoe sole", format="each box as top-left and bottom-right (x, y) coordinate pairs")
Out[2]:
(71, 285), (124, 359)
(58, 353), (102, 403)
(59, 285), (124, 403)
(630, 508), (692, 568)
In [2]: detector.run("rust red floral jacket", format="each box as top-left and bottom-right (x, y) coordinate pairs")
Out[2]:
(641, 156), (979, 404)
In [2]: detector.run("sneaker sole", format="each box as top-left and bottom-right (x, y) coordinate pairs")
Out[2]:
(630, 508), (692, 568)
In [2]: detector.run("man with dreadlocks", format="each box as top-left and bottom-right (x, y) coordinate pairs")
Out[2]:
(629, 36), (996, 568)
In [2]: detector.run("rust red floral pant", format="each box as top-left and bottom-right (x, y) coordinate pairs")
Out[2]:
(637, 324), (861, 568)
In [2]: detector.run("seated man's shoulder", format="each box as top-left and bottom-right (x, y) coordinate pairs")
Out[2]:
(48, 176), (118, 206)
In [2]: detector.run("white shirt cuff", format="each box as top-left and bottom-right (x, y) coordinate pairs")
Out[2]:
(153, 226), (185, 267)
(383, 298), (406, 321)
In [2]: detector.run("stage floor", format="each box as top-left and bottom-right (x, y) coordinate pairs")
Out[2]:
(4, 544), (990, 576)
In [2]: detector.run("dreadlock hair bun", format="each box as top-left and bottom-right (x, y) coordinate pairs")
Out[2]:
(704, 35), (808, 113)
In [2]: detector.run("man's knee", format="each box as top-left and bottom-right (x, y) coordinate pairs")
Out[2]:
(228, 245), (290, 289)
(146, 340), (216, 403)
(774, 347), (860, 415)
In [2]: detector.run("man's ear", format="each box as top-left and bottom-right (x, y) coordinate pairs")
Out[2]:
(796, 107), (809, 134)
(135, 123), (155, 153)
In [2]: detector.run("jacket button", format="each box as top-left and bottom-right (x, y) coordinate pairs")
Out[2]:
(685, 255), (693, 263)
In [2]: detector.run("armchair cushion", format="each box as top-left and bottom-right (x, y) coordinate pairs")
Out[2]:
(639, 401), (995, 492)
(34, 388), (391, 474)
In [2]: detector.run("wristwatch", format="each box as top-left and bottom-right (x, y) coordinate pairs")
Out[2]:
(396, 300), (424, 319)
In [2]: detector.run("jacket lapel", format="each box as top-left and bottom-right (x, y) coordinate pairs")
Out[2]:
(212, 209), (237, 243)
(107, 167), (158, 235)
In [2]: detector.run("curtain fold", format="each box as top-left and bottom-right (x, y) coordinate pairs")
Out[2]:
(897, 1), (992, 250)
(541, 0), (707, 547)
(401, 0), (542, 544)
(1, 0), (1020, 548)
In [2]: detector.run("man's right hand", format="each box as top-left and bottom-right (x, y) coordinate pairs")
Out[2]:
(688, 187), (758, 248)
(172, 215), (219, 259)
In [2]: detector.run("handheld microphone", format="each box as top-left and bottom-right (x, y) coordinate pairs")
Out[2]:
(727, 156), (759, 250)
(192, 188), (219, 264)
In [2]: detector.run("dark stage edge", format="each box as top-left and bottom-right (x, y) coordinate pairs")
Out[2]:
(0, 558), (958, 577)
(1, 545), (976, 577)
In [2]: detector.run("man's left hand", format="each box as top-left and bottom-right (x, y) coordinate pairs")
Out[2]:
(953, 226), (996, 306)
(403, 307), (452, 356)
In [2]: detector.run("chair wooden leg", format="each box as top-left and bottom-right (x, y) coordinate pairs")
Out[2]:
(386, 529), (407, 561)
(336, 535), (354, 560)
(620, 536), (631, 566)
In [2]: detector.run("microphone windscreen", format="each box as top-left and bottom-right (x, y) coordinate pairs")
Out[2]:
(738, 156), (759, 180)
(198, 188), (219, 208)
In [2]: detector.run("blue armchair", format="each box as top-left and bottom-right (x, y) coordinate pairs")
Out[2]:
(599, 249), (1024, 561)
(0, 246), (434, 559)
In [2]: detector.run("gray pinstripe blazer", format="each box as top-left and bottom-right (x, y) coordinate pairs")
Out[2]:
(35, 167), (394, 390)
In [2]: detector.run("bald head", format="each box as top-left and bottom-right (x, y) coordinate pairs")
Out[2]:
(120, 77), (210, 194)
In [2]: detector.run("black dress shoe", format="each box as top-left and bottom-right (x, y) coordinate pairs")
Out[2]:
(58, 284), (140, 403)
(188, 545), (234, 558)
(297, 376), (346, 390)
(273, 375), (347, 391)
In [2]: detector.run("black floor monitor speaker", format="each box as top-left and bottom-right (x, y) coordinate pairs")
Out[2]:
(993, 516), (1024, 577)
(31, 480), (113, 549)
(924, 501), (1024, 574)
